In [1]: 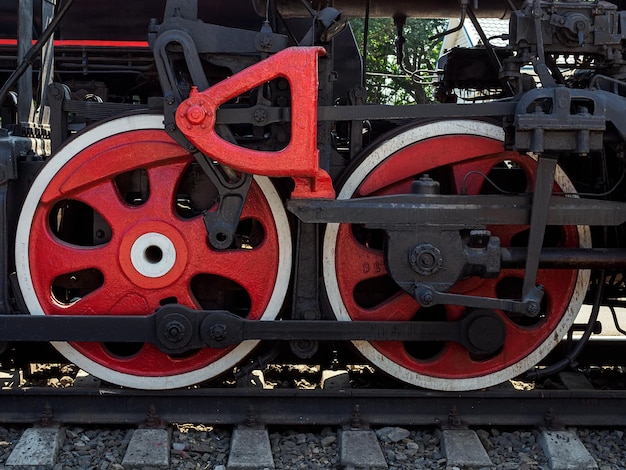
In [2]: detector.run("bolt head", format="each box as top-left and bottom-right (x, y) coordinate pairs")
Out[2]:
(526, 302), (539, 316)
(210, 323), (227, 341)
(164, 320), (185, 342)
(419, 290), (434, 306)
(186, 104), (207, 125)
(260, 35), (272, 48)
(410, 244), (443, 276)
(254, 108), (267, 123)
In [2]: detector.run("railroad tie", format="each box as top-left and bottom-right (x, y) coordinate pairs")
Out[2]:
(442, 428), (495, 469)
(5, 427), (64, 468)
(539, 430), (599, 470)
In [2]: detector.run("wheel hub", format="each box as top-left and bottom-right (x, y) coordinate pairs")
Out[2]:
(387, 229), (468, 293)
(119, 222), (188, 289)
(410, 244), (443, 276)
(130, 233), (176, 278)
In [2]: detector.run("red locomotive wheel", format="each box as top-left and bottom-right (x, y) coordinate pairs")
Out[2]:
(15, 115), (292, 389)
(323, 120), (590, 391)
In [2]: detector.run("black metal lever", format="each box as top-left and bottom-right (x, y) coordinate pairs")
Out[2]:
(0, 306), (506, 357)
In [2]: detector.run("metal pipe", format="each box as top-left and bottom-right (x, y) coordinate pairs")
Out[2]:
(501, 248), (626, 269)
(17, 0), (33, 123)
(0, 0), (75, 110)
(526, 270), (605, 380)
(252, 0), (517, 18)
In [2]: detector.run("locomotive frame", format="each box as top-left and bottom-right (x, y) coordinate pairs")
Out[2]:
(1, 0), (626, 391)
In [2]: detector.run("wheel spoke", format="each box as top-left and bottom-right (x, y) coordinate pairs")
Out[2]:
(64, 286), (143, 315)
(142, 161), (189, 219)
(188, 240), (279, 306)
(334, 225), (388, 291)
(28, 223), (115, 285)
(353, 292), (418, 322)
(449, 155), (512, 195)
(62, 180), (136, 230)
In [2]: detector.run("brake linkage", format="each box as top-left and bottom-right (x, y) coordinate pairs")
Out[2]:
(153, 23), (253, 251)
(162, 96), (252, 250)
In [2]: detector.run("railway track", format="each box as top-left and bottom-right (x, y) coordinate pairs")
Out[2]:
(0, 361), (625, 425)
(2, 381), (626, 427)
(0, 366), (625, 468)
(0, 402), (624, 468)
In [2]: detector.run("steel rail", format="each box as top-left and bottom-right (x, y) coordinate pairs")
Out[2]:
(0, 386), (625, 427)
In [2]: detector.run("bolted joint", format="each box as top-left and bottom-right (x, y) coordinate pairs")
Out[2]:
(259, 35), (272, 49)
(165, 94), (176, 106)
(448, 406), (462, 428)
(464, 232), (501, 279)
(411, 174), (440, 195)
(523, 285), (544, 318)
(210, 323), (228, 342)
(410, 244), (443, 276)
(49, 84), (64, 100)
(156, 312), (193, 352)
(416, 288), (435, 307)
(186, 104), (208, 126)
(468, 229), (491, 248)
(176, 87), (216, 134)
(526, 301), (540, 317)
(290, 339), (318, 359)
(164, 320), (186, 342)
(254, 108), (268, 124)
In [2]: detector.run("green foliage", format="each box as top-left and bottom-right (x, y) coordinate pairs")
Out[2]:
(350, 17), (446, 104)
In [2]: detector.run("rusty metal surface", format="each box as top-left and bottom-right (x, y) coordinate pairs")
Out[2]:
(1, 385), (625, 426)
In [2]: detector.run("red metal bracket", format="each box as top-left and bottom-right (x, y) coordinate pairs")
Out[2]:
(175, 46), (335, 199)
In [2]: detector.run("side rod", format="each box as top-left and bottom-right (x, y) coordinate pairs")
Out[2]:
(0, 307), (505, 356)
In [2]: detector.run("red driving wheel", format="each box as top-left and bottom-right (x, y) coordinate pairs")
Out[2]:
(323, 120), (590, 390)
(16, 115), (292, 389)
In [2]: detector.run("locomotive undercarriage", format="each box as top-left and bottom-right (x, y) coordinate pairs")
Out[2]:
(2, 0), (626, 391)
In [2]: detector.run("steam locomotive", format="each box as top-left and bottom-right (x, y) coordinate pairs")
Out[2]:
(0, 0), (625, 391)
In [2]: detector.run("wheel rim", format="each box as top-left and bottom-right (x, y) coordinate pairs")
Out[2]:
(15, 115), (292, 389)
(323, 120), (590, 391)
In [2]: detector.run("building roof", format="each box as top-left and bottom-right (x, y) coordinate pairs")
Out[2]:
(440, 17), (509, 52)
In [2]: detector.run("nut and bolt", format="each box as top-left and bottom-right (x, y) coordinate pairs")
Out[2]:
(526, 302), (539, 316)
(254, 108), (267, 123)
(186, 104), (207, 125)
(210, 323), (228, 342)
(165, 320), (185, 342)
(419, 290), (434, 306)
(260, 35), (272, 48)
(410, 244), (443, 276)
